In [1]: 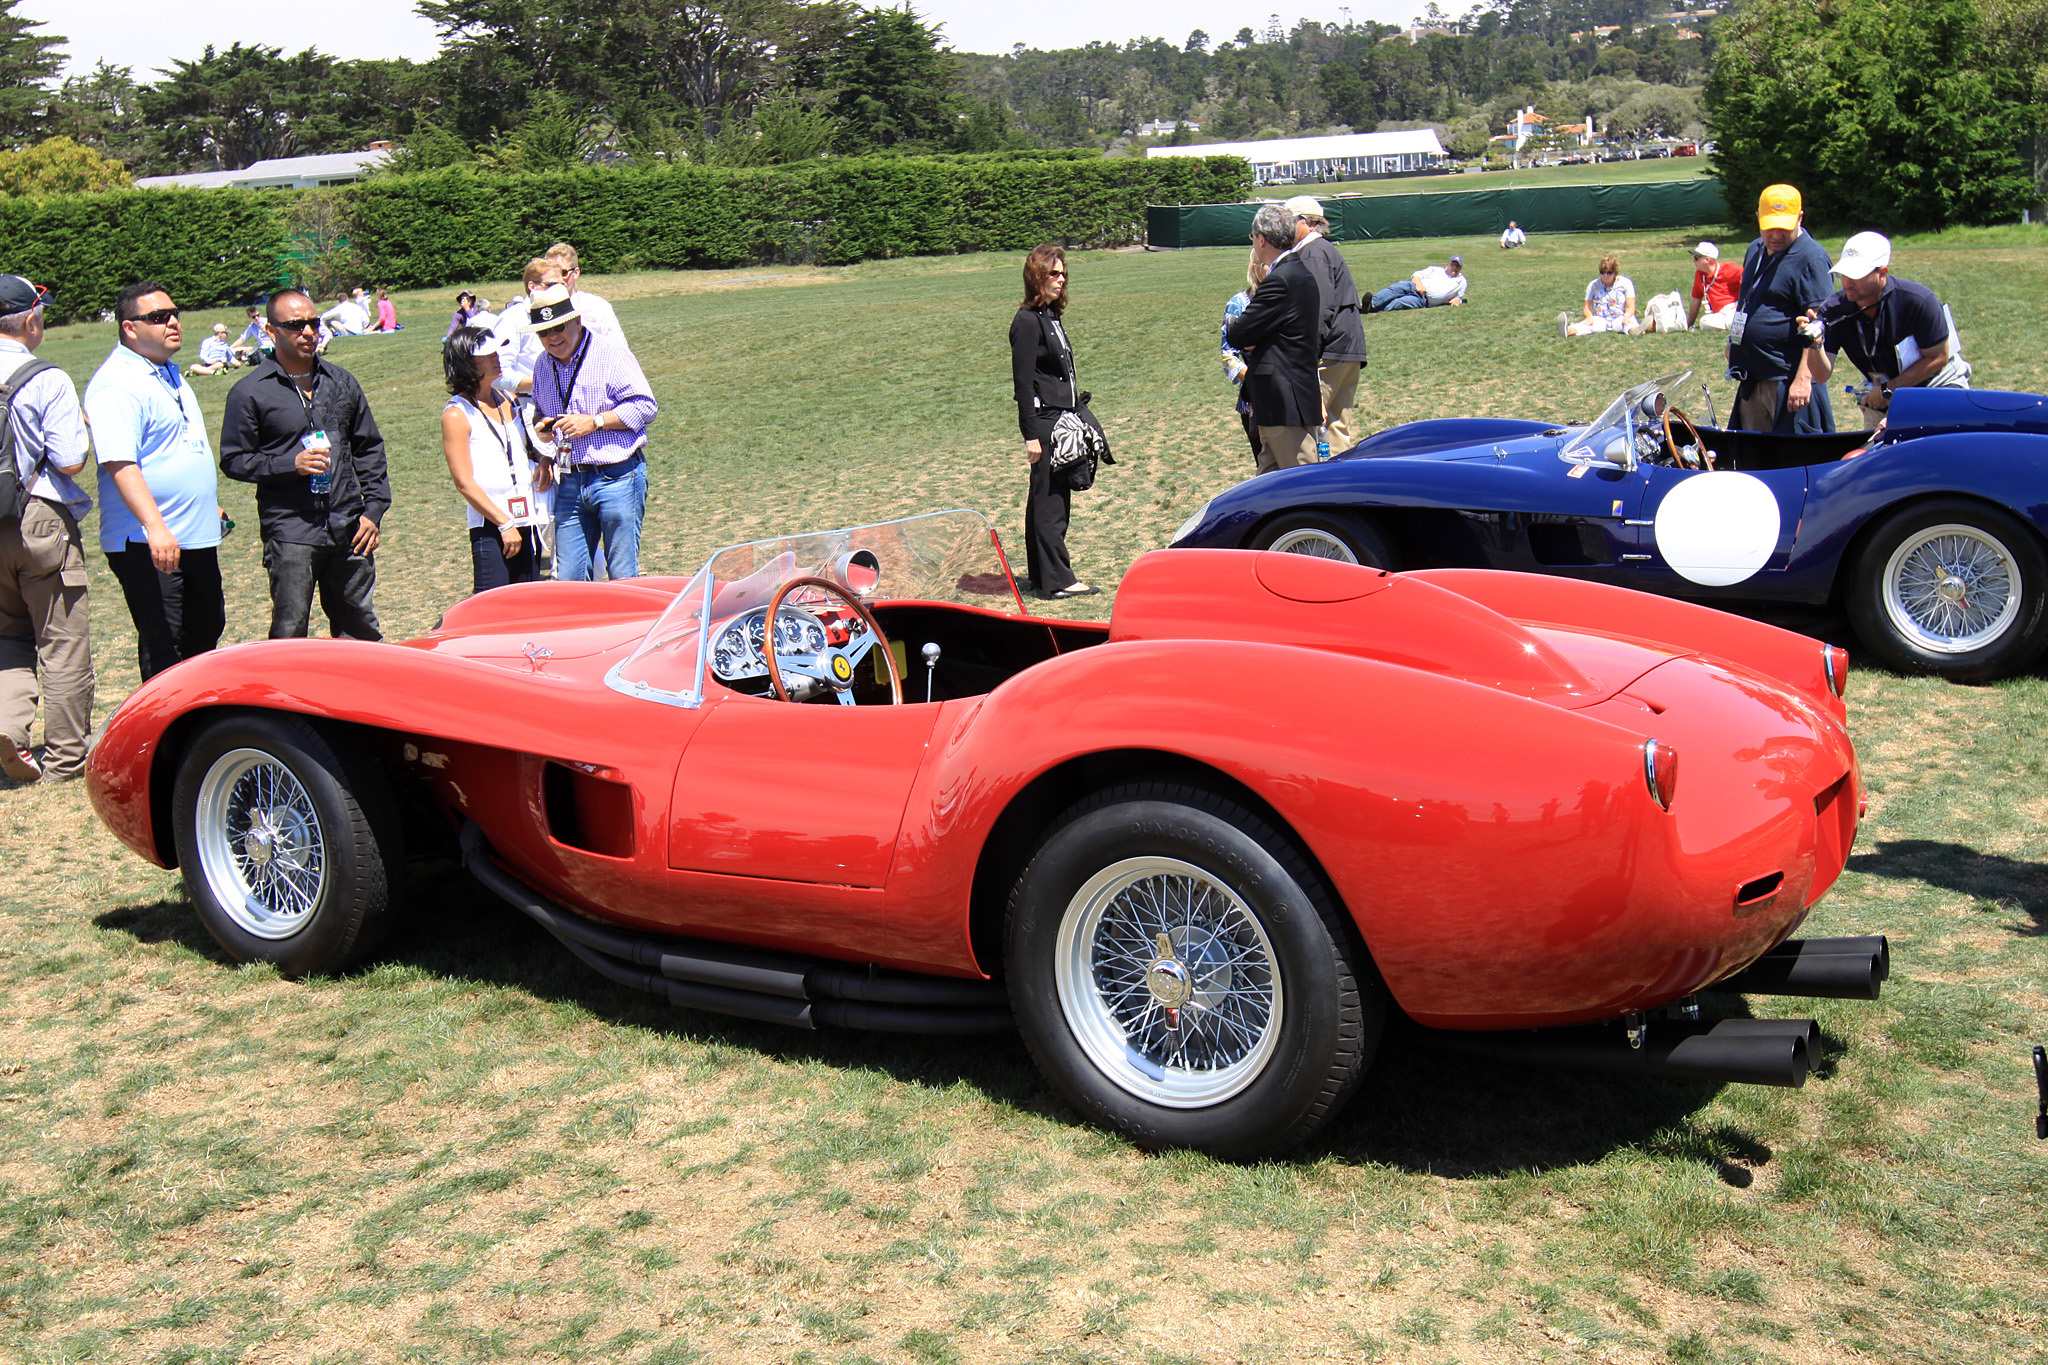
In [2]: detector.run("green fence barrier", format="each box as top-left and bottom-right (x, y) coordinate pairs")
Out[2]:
(1147, 179), (1730, 248)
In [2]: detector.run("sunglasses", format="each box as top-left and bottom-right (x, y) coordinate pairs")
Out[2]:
(129, 308), (180, 326)
(270, 317), (321, 332)
(538, 323), (571, 337)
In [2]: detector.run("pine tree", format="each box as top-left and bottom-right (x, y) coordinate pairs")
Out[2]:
(0, 0), (65, 146)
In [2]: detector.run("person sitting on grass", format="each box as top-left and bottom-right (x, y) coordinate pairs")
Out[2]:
(1368, 256), (1467, 312)
(231, 306), (267, 365)
(1561, 255), (1641, 336)
(186, 323), (236, 376)
(1500, 221), (1526, 249)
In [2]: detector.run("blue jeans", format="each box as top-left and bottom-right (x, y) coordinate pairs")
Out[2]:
(1371, 282), (1427, 312)
(554, 455), (646, 581)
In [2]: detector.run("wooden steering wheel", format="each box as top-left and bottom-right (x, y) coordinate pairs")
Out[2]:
(763, 576), (902, 705)
(1663, 404), (1711, 470)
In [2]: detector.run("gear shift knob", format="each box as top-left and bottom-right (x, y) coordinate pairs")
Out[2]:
(921, 642), (941, 703)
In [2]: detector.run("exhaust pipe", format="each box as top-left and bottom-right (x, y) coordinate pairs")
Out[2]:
(1711, 935), (1890, 1000)
(1422, 1017), (1814, 1088)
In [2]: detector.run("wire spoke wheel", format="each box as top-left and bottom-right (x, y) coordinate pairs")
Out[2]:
(1054, 856), (1282, 1107)
(194, 748), (328, 940)
(1266, 527), (1360, 563)
(1882, 523), (2020, 655)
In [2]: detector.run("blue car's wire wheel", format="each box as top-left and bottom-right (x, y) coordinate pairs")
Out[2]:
(1881, 522), (2021, 655)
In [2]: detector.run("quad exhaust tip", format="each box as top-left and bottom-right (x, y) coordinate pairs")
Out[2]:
(1425, 1016), (1818, 1089)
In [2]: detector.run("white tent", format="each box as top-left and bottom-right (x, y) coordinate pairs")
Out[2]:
(1147, 129), (1446, 185)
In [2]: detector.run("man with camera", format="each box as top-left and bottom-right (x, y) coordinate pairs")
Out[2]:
(1727, 184), (1835, 433)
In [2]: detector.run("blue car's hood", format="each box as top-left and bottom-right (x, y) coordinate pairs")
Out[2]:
(1338, 417), (1563, 462)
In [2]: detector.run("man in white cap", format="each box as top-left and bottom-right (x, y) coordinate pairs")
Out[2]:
(1801, 231), (1971, 430)
(522, 283), (658, 579)
(1281, 195), (1369, 453)
(1686, 241), (1742, 331)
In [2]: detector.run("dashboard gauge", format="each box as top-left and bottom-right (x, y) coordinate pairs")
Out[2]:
(709, 606), (831, 682)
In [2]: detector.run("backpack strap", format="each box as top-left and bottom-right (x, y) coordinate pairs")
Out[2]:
(1, 358), (62, 492)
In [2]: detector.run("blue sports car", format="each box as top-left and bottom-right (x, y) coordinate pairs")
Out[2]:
(1170, 371), (2048, 680)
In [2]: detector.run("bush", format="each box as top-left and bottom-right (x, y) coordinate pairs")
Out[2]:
(0, 154), (1251, 310)
(339, 154), (1250, 285)
(0, 188), (288, 323)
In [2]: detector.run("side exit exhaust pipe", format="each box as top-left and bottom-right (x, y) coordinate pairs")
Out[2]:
(1422, 1017), (1815, 1088)
(1711, 935), (1890, 1000)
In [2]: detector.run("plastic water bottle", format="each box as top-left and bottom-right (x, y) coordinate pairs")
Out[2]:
(1315, 426), (1331, 462)
(304, 429), (332, 495)
(1844, 381), (1871, 403)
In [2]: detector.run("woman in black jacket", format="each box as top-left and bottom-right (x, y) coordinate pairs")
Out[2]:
(1008, 245), (1096, 599)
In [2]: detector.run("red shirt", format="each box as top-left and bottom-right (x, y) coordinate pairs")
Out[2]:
(1692, 261), (1742, 311)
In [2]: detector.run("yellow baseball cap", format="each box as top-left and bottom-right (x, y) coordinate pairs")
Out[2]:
(1757, 184), (1802, 230)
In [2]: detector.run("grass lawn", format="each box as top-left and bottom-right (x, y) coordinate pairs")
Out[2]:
(3, 226), (2047, 1363)
(1303, 155), (1713, 198)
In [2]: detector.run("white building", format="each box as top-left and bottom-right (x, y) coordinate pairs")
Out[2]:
(1147, 129), (1445, 185)
(135, 147), (392, 192)
(1135, 119), (1202, 137)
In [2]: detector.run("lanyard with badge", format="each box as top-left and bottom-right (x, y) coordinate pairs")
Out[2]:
(473, 397), (533, 523)
(548, 332), (591, 457)
(1730, 243), (1794, 350)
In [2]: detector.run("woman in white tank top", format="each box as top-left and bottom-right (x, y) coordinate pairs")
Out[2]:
(441, 326), (552, 593)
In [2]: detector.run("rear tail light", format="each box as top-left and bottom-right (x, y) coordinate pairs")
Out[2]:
(1822, 644), (1850, 697)
(1643, 739), (1678, 810)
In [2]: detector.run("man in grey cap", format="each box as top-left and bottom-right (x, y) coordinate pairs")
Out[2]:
(0, 275), (94, 783)
(1282, 195), (1369, 454)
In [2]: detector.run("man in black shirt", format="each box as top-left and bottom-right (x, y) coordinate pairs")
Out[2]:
(220, 289), (392, 640)
(1802, 231), (1971, 429)
(1227, 205), (1324, 474)
(1727, 184), (1835, 434)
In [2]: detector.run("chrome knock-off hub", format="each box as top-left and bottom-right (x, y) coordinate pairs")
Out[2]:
(1146, 932), (1194, 1009)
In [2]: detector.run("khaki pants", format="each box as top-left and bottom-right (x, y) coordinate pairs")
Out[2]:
(0, 498), (94, 779)
(1256, 425), (1319, 475)
(1319, 360), (1362, 454)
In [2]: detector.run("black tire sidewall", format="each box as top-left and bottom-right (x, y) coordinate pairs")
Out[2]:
(171, 711), (390, 977)
(1251, 510), (1398, 570)
(1007, 793), (1365, 1158)
(1849, 500), (2048, 680)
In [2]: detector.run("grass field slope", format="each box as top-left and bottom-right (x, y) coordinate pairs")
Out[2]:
(2, 224), (2045, 1364)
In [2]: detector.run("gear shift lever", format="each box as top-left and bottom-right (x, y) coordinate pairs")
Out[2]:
(921, 642), (940, 703)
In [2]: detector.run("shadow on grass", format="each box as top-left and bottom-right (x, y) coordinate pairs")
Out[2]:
(91, 861), (1787, 1182)
(1846, 837), (2048, 932)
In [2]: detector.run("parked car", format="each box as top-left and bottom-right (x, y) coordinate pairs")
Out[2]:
(88, 509), (1875, 1157)
(1169, 372), (2048, 680)
(1674, 142), (1699, 156)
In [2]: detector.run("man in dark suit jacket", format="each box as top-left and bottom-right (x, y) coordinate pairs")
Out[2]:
(1226, 204), (1325, 473)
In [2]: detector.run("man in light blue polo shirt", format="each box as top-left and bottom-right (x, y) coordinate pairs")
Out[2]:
(84, 280), (226, 681)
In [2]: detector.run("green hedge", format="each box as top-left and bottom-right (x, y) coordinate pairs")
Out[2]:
(0, 154), (1251, 313)
(333, 154), (1253, 286)
(0, 189), (289, 324)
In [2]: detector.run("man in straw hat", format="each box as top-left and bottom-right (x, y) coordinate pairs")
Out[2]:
(521, 284), (658, 580)
(1726, 184), (1834, 433)
(1281, 195), (1369, 454)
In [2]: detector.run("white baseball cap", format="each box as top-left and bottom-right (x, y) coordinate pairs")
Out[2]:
(1692, 241), (1719, 260)
(1281, 194), (1325, 220)
(1831, 231), (1892, 279)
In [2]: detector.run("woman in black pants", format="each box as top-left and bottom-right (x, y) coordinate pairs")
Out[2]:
(440, 326), (550, 593)
(1008, 245), (1096, 599)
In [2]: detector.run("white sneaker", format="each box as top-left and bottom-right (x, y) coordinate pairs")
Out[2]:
(1, 744), (39, 783)
(1556, 311), (1571, 337)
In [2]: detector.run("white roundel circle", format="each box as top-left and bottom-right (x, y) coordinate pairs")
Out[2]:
(1653, 471), (1782, 587)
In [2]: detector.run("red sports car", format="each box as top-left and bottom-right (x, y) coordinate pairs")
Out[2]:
(88, 511), (1876, 1156)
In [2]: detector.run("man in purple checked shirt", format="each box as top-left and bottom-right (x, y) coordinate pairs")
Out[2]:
(520, 284), (659, 580)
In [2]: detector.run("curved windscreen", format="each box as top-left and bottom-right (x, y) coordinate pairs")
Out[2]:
(1560, 370), (1695, 467)
(606, 509), (1022, 707)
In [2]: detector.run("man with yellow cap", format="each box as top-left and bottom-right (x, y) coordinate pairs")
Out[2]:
(1726, 184), (1835, 434)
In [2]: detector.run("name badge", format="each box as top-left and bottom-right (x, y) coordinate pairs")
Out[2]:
(1729, 310), (1748, 346)
(507, 494), (531, 522)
